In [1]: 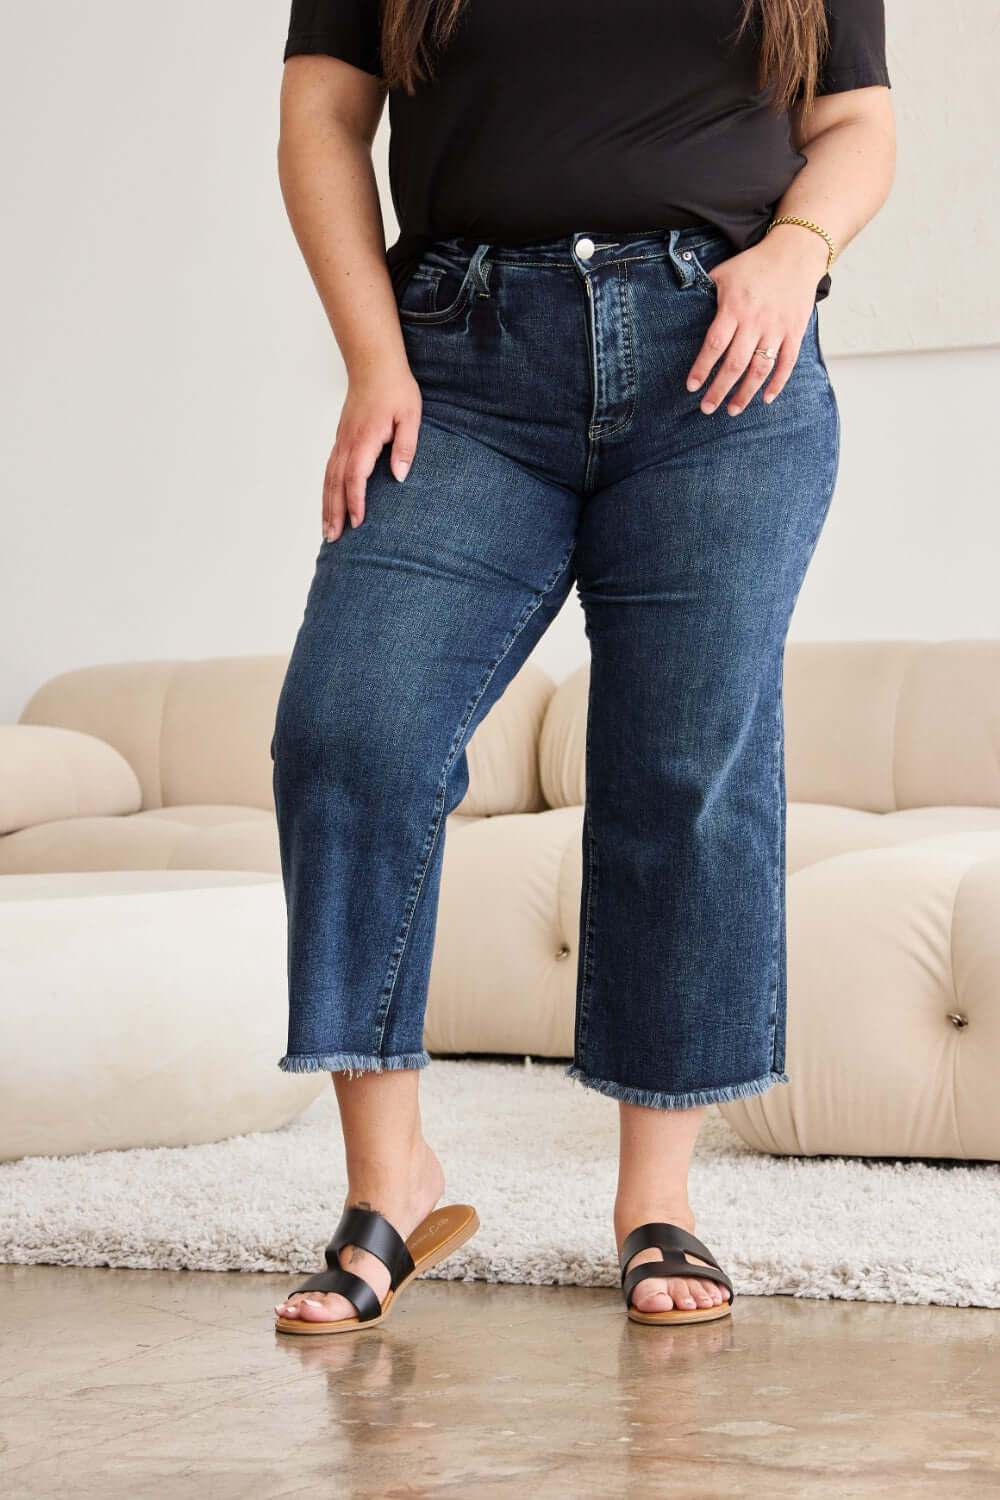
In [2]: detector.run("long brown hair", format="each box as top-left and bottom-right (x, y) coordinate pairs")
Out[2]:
(378, 0), (830, 116)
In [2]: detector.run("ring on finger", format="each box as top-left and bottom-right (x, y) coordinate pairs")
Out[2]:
(722, 341), (780, 414)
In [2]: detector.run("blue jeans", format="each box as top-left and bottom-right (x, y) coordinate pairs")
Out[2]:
(270, 224), (840, 1110)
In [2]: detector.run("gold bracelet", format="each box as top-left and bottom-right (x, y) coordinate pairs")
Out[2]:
(765, 215), (836, 276)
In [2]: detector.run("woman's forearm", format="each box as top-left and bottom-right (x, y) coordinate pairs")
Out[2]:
(277, 117), (408, 382)
(685, 90), (895, 414)
(763, 98), (896, 282)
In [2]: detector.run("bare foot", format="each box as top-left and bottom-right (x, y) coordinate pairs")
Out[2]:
(274, 1141), (445, 1324)
(614, 1203), (729, 1314)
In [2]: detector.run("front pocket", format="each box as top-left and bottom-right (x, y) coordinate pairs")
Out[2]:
(686, 237), (736, 301)
(690, 255), (719, 300)
(397, 268), (445, 316)
(396, 257), (476, 326)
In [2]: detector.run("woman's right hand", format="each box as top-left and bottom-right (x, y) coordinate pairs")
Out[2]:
(323, 361), (422, 541)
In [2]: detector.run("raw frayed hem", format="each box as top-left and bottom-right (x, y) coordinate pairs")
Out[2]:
(563, 1064), (791, 1110)
(277, 1050), (431, 1078)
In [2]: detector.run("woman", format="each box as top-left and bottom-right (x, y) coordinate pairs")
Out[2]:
(271, 0), (894, 1334)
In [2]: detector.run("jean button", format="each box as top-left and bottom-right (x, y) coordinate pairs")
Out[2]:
(576, 236), (595, 260)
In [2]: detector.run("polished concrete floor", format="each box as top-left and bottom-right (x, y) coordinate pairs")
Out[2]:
(1, 1264), (997, 1498)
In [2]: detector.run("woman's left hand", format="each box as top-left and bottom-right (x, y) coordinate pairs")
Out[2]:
(685, 234), (828, 416)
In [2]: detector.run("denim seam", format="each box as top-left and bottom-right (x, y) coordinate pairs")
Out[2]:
(765, 392), (840, 1073)
(483, 249), (716, 273)
(582, 260), (601, 491)
(373, 540), (578, 1054)
(766, 652), (785, 1071)
(813, 303), (830, 378)
(398, 247), (485, 325)
(573, 666), (599, 1068)
(398, 289), (473, 327)
(776, 662), (789, 1075)
(588, 257), (637, 441)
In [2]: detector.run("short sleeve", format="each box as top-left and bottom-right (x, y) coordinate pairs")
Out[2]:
(798, 1), (891, 99)
(283, 0), (382, 77)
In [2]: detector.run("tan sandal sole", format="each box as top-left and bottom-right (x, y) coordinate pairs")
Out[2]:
(274, 1203), (480, 1336)
(628, 1296), (734, 1326)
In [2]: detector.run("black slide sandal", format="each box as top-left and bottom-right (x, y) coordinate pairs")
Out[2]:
(620, 1221), (735, 1325)
(275, 1202), (480, 1336)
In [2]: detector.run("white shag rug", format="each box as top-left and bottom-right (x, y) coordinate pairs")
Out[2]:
(2, 1058), (997, 1308)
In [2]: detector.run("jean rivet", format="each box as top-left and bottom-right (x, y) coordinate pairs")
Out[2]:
(682, 251), (693, 260)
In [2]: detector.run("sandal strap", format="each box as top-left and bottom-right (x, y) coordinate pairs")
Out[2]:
(619, 1222), (734, 1306)
(325, 1205), (415, 1290)
(291, 1264), (384, 1322)
(619, 1222), (723, 1279)
(623, 1256), (733, 1308)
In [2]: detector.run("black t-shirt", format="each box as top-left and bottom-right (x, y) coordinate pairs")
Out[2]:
(283, 1), (890, 303)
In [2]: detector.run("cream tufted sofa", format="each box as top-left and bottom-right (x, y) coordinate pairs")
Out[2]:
(3, 641), (1000, 1162)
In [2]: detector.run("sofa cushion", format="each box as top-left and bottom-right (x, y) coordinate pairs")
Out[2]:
(0, 724), (142, 836)
(18, 658), (287, 814)
(784, 639), (1000, 812)
(0, 805), (279, 876)
(537, 663), (588, 810)
(721, 837), (1000, 1160)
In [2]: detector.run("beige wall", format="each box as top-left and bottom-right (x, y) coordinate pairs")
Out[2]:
(2, 3), (998, 724)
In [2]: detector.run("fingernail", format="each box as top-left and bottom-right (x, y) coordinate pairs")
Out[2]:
(395, 461), (409, 481)
(701, 401), (716, 414)
(686, 377), (700, 391)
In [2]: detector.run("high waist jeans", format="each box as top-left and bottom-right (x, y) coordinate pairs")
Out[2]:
(270, 224), (840, 1109)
